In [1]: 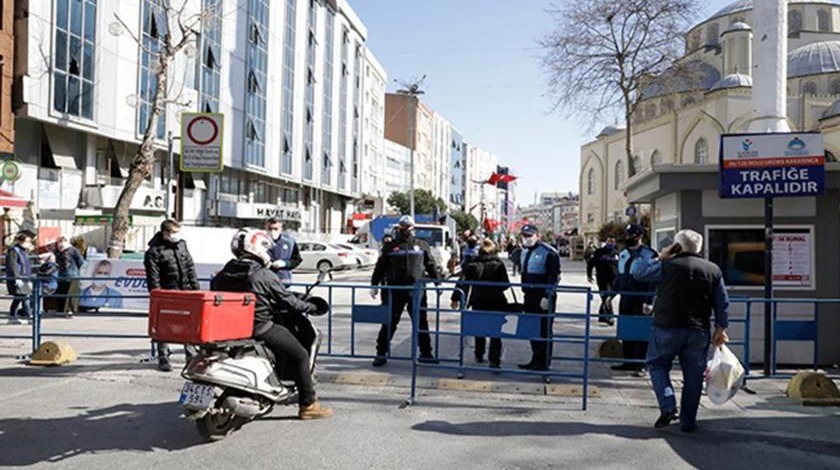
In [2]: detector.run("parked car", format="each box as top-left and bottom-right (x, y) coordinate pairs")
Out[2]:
(333, 243), (379, 268)
(297, 242), (357, 272)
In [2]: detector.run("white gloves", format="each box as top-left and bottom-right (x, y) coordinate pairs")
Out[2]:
(370, 288), (379, 299)
(271, 259), (288, 269)
(540, 297), (550, 311)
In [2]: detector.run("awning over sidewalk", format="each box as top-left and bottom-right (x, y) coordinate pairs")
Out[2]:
(0, 189), (27, 208)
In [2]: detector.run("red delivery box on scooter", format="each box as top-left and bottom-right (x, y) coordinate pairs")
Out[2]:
(149, 290), (256, 344)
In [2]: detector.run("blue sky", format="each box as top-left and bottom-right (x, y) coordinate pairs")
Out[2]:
(351, 0), (736, 206)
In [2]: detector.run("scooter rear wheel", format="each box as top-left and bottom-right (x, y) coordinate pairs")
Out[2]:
(196, 411), (245, 441)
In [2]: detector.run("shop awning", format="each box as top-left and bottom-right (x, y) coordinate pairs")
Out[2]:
(0, 189), (28, 208)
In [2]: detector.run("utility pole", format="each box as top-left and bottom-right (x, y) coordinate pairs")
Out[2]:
(395, 76), (426, 219)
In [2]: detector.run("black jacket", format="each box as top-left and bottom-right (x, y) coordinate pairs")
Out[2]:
(586, 245), (618, 285)
(210, 258), (317, 334)
(451, 252), (509, 307)
(371, 236), (439, 287)
(652, 253), (724, 330)
(144, 233), (200, 291)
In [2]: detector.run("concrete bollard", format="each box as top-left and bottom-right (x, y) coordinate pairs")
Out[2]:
(29, 340), (78, 366)
(786, 371), (840, 406)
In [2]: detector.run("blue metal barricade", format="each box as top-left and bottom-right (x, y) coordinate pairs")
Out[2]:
(408, 279), (593, 411)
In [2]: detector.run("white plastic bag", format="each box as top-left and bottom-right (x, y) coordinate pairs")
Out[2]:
(705, 345), (745, 405)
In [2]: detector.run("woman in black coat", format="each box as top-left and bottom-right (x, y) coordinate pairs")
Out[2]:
(451, 239), (511, 368)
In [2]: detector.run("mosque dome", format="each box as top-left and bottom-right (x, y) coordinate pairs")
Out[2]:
(709, 0), (836, 22)
(596, 125), (624, 138)
(642, 61), (721, 99)
(724, 21), (752, 33)
(788, 41), (840, 78)
(709, 73), (753, 91)
(821, 98), (840, 118)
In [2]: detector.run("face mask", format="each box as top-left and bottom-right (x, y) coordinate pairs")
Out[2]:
(522, 237), (537, 248)
(167, 233), (182, 244)
(605, 243), (615, 250)
(269, 230), (281, 239)
(91, 275), (107, 289)
(20, 242), (33, 251)
(59, 242), (71, 251)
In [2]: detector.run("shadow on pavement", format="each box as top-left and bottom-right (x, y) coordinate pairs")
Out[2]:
(0, 362), (153, 378)
(412, 415), (840, 469)
(0, 402), (204, 466)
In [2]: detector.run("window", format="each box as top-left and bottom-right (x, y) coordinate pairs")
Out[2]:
(707, 22), (720, 46)
(789, 10), (802, 35)
(352, 41), (363, 193)
(338, 27), (350, 190)
(137, 0), (166, 137)
(54, 0), (96, 119)
(831, 79), (840, 95)
(322, 7), (336, 185)
(199, 0), (222, 114)
(803, 81), (817, 95)
(695, 138), (709, 164)
(587, 213), (595, 224)
(818, 10), (831, 32)
(645, 103), (656, 120)
(614, 161), (624, 189)
(244, 0), (269, 167)
(281, 0), (296, 175)
(651, 150), (663, 165)
(631, 155), (642, 175)
(661, 98), (674, 112)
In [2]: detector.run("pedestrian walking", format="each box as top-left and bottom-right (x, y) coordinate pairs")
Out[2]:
(54, 236), (85, 318)
(631, 229), (730, 432)
(451, 238), (510, 369)
(144, 219), (200, 372)
(612, 224), (658, 376)
(460, 235), (480, 270)
(5, 231), (35, 324)
(510, 241), (522, 276)
(516, 224), (561, 372)
(265, 217), (302, 285)
(369, 216), (441, 367)
(587, 237), (619, 326)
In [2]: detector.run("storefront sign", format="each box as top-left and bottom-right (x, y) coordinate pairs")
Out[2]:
(719, 132), (825, 199)
(216, 201), (302, 221)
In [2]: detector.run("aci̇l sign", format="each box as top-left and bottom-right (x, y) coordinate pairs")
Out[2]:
(719, 132), (825, 199)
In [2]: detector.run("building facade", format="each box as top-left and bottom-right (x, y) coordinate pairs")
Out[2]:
(464, 144), (499, 223)
(449, 127), (465, 211)
(359, 51), (387, 215)
(9, 0), (377, 249)
(382, 138), (411, 197)
(0, 0), (13, 159)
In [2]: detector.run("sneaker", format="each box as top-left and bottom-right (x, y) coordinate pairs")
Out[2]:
(7, 317), (22, 325)
(518, 361), (536, 370)
(632, 368), (647, 378)
(372, 357), (387, 367)
(299, 400), (333, 420)
(157, 358), (173, 372)
(418, 355), (439, 364)
(655, 409), (678, 428)
(64, 312), (74, 319)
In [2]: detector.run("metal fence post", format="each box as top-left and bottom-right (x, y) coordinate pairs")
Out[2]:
(32, 278), (42, 353)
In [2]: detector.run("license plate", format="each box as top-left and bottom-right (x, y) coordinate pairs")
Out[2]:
(179, 383), (215, 408)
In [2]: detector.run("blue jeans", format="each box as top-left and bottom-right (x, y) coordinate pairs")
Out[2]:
(646, 326), (710, 428)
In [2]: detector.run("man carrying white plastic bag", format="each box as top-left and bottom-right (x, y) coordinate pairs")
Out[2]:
(706, 344), (745, 405)
(632, 229), (730, 432)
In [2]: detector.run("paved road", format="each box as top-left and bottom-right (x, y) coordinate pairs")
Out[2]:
(2, 259), (840, 469)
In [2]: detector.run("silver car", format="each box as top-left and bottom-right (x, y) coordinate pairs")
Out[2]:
(297, 242), (358, 272)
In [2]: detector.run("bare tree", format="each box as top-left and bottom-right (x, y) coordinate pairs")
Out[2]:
(540, 0), (699, 173)
(106, 2), (210, 258)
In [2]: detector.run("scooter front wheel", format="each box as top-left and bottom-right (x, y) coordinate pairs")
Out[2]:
(196, 410), (245, 441)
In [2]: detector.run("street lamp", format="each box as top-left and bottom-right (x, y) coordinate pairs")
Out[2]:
(395, 76), (426, 219)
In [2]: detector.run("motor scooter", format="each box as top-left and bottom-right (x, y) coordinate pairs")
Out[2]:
(178, 271), (330, 441)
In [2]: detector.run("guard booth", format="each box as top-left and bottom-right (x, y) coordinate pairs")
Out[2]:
(625, 161), (840, 367)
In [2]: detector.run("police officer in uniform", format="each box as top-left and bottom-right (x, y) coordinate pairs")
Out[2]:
(587, 237), (619, 326)
(612, 223), (658, 375)
(265, 217), (303, 285)
(369, 216), (440, 367)
(516, 224), (561, 371)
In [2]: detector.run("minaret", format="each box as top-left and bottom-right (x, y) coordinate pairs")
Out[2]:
(722, 22), (753, 76)
(749, 0), (791, 132)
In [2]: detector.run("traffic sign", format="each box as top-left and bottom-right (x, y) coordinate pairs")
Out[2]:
(180, 113), (224, 172)
(625, 206), (637, 217)
(719, 132), (825, 199)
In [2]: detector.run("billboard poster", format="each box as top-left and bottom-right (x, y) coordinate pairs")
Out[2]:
(719, 132), (825, 199)
(78, 259), (224, 311)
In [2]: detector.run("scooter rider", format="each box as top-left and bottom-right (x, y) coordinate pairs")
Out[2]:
(370, 215), (441, 367)
(210, 228), (332, 420)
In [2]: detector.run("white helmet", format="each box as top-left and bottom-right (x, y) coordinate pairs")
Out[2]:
(230, 228), (276, 266)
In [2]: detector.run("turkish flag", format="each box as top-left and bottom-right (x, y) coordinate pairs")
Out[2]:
(499, 174), (517, 184)
(486, 172), (501, 185)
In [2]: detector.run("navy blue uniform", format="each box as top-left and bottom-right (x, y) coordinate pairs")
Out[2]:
(268, 233), (302, 285)
(520, 241), (561, 369)
(371, 236), (440, 358)
(615, 245), (657, 368)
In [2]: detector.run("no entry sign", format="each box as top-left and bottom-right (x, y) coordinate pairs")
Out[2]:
(181, 113), (224, 172)
(719, 132), (825, 199)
